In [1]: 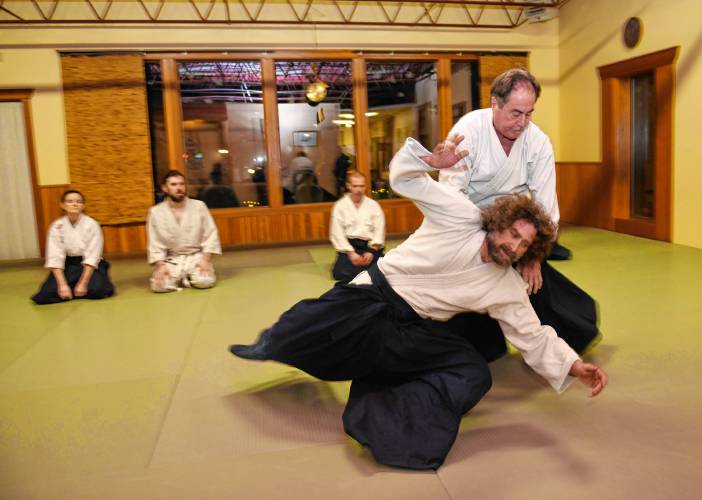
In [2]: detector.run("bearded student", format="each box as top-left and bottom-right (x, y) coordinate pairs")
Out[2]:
(229, 135), (608, 470)
(147, 170), (222, 293)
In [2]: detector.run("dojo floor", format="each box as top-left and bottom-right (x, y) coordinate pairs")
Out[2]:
(1, 226), (700, 500)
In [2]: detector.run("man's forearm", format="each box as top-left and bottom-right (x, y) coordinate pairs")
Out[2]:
(51, 268), (69, 289)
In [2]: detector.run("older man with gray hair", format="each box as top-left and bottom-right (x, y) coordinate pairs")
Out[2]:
(440, 67), (599, 358)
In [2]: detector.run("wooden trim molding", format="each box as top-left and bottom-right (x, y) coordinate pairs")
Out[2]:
(437, 58), (453, 140)
(352, 57), (372, 192)
(161, 58), (185, 171)
(261, 57), (283, 208)
(598, 47), (678, 79)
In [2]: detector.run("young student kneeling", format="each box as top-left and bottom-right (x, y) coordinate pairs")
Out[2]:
(31, 189), (114, 305)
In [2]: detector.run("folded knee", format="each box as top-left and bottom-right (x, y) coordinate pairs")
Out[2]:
(150, 277), (177, 293)
(190, 274), (216, 289)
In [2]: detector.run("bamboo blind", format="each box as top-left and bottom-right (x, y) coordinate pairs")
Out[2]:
(62, 54), (153, 224)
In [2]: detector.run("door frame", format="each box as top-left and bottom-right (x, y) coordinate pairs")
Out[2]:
(598, 47), (678, 241)
(0, 89), (45, 254)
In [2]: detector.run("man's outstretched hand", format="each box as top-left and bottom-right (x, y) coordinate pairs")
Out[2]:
(420, 134), (469, 170)
(570, 359), (608, 397)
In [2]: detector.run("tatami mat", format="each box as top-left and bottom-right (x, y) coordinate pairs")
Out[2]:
(1, 228), (700, 499)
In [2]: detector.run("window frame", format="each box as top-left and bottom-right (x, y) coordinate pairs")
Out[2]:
(144, 51), (480, 211)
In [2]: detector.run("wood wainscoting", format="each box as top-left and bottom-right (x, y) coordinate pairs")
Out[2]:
(43, 168), (622, 257)
(555, 161), (612, 230)
(37, 186), (422, 256)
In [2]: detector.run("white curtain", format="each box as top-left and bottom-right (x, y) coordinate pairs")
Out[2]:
(0, 102), (40, 260)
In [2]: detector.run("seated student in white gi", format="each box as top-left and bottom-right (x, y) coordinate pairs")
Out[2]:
(148, 170), (222, 293)
(230, 135), (607, 470)
(31, 189), (114, 304)
(330, 170), (385, 282)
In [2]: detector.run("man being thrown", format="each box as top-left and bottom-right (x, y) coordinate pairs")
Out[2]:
(330, 170), (385, 282)
(148, 170), (222, 292)
(230, 135), (607, 470)
(441, 67), (598, 357)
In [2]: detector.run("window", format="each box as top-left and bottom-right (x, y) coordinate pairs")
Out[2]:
(274, 61), (355, 205)
(178, 61), (266, 208)
(365, 61), (438, 199)
(630, 72), (655, 219)
(145, 52), (481, 211)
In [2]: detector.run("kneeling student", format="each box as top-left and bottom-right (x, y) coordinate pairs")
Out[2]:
(330, 170), (385, 282)
(148, 170), (222, 292)
(32, 189), (114, 304)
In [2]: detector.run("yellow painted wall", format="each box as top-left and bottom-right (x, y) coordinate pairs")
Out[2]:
(0, 18), (560, 187)
(0, 49), (68, 185)
(559, 0), (702, 248)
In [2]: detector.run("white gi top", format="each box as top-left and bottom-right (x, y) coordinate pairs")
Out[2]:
(147, 198), (222, 264)
(330, 194), (386, 253)
(45, 214), (103, 269)
(439, 108), (560, 225)
(354, 138), (578, 393)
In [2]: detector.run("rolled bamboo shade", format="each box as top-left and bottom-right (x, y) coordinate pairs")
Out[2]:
(478, 55), (529, 108)
(61, 54), (153, 224)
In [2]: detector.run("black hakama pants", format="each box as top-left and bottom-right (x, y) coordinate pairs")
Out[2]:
(230, 265), (492, 470)
(31, 256), (115, 305)
(331, 238), (385, 283)
(446, 260), (599, 361)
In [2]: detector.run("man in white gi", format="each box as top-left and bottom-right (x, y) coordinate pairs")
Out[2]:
(330, 170), (385, 282)
(148, 170), (222, 293)
(441, 67), (597, 355)
(231, 135), (607, 470)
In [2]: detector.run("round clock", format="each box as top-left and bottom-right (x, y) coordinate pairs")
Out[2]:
(624, 17), (642, 48)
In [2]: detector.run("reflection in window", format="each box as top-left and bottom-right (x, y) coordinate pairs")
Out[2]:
(451, 61), (478, 124)
(631, 72), (655, 218)
(178, 61), (266, 208)
(365, 62), (438, 199)
(274, 61), (355, 205)
(145, 61), (266, 208)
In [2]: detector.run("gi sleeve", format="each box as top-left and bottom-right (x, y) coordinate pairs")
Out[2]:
(389, 138), (481, 227)
(147, 209), (167, 265)
(369, 203), (385, 248)
(330, 202), (354, 253)
(82, 219), (103, 268)
(438, 116), (478, 193)
(45, 221), (66, 269)
(200, 205), (222, 255)
(527, 136), (560, 226)
(487, 279), (579, 392)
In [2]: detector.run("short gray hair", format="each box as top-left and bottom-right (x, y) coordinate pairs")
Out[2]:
(490, 68), (541, 107)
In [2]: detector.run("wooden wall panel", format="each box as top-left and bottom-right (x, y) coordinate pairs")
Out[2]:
(555, 162), (612, 229)
(42, 175), (621, 258)
(37, 185), (68, 242)
(44, 198), (421, 256)
(61, 54), (153, 224)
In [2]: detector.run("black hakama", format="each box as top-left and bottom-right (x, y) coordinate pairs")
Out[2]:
(331, 238), (385, 283)
(31, 256), (115, 305)
(230, 265), (492, 470)
(446, 260), (599, 361)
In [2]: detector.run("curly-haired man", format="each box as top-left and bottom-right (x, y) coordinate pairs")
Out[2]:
(230, 136), (607, 471)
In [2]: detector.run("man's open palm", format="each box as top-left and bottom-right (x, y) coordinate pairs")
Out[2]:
(421, 134), (468, 170)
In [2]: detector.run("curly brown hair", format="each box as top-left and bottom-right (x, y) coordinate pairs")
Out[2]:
(481, 195), (556, 265)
